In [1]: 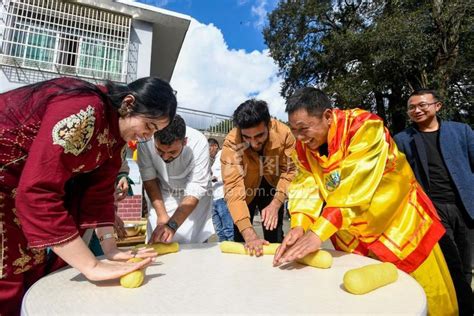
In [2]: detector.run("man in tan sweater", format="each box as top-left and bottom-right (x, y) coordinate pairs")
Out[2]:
(221, 99), (296, 256)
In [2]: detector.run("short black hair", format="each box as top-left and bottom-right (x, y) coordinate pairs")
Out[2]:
(232, 99), (271, 129)
(155, 114), (186, 145)
(208, 138), (219, 148)
(285, 87), (332, 117)
(408, 89), (441, 103)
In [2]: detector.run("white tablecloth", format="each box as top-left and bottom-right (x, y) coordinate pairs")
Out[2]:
(22, 243), (427, 315)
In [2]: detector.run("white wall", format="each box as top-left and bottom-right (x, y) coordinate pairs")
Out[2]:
(0, 72), (23, 93)
(130, 20), (153, 79)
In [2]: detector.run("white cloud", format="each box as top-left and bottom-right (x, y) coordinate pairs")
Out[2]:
(170, 19), (287, 120)
(251, 0), (268, 29)
(237, 0), (250, 5)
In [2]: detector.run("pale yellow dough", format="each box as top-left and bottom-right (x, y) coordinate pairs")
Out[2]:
(343, 262), (398, 294)
(120, 258), (145, 288)
(219, 241), (280, 255)
(134, 242), (179, 255)
(297, 250), (333, 269)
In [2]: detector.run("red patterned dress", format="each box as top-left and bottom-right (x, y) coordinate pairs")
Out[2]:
(0, 78), (125, 314)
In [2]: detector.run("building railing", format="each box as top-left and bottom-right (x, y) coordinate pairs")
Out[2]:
(0, 0), (131, 83)
(177, 107), (233, 136)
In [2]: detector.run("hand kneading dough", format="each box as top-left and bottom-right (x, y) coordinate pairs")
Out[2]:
(343, 262), (398, 294)
(120, 258), (145, 288)
(134, 242), (179, 255)
(296, 250), (333, 269)
(219, 241), (280, 255)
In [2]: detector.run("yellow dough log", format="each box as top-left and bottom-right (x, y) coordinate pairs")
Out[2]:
(120, 258), (145, 288)
(134, 242), (179, 255)
(296, 250), (333, 269)
(343, 262), (398, 294)
(219, 241), (281, 255)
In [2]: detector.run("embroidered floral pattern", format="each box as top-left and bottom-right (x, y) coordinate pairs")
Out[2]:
(97, 128), (116, 158)
(0, 222), (5, 278)
(11, 208), (20, 227)
(97, 129), (109, 146)
(32, 248), (46, 265)
(52, 106), (95, 156)
(13, 244), (32, 274)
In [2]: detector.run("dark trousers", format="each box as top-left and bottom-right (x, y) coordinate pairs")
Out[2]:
(434, 201), (473, 316)
(234, 177), (284, 243)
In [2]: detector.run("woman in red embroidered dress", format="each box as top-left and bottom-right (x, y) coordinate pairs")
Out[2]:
(0, 77), (177, 314)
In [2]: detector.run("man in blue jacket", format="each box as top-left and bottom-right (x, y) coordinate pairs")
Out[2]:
(394, 89), (473, 315)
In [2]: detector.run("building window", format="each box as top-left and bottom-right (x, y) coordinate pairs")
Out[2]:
(0, 0), (131, 82)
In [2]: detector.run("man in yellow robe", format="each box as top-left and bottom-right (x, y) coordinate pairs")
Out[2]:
(273, 87), (457, 316)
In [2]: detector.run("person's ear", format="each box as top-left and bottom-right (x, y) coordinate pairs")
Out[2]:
(323, 109), (333, 125)
(119, 95), (136, 117)
(123, 95), (135, 110)
(183, 137), (188, 146)
(435, 101), (442, 112)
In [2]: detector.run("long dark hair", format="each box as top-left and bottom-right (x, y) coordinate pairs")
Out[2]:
(107, 77), (176, 119)
(1, 76), (177, 124)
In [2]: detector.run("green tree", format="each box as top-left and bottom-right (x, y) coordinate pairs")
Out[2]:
(264, 0), (473, 130)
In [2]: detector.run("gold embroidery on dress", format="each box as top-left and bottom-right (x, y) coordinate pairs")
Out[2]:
(96, 152), (101, 163)
(1, 222), (4, 278)
(11, 188), (17, 199)
(12, 244), (32, 272)
(32, 249), (45, 265)
(52, 106), (95, 156)
(11, 208), (21, 227)
(14, 264), (32, 274)
(0, 193), (4, 208)
(97, 128), (117, 159)
(0, 155), (28, 173)
(72, 165), (85, 173)
(97, 129), (109, 145)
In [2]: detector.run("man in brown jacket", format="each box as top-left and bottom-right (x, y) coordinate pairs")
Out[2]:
(221, 99), (296, 256)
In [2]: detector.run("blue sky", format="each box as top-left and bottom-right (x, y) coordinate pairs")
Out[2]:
(137, 0), (279, 52)
(134, 0), (287, 119)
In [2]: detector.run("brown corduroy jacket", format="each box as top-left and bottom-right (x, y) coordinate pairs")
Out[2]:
(221, 119), (296, 232)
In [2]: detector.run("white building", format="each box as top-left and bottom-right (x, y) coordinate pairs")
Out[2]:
(0, 0), (191, 208)
(0, 0), (191, 92)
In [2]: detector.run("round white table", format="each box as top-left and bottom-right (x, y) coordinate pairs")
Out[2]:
(22, 243), (427, 315)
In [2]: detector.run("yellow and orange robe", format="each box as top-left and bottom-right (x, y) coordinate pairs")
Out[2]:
(288, 108), (457, 315)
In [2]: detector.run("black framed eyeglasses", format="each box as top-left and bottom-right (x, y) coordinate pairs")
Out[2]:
(407, 102), (438, 113)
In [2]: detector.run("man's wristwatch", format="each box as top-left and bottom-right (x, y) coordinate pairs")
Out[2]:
(165, 219), (178, 232)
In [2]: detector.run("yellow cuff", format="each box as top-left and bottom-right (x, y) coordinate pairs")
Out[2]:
(309, 217), (338, 242)
(290, 213), (313, 231)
